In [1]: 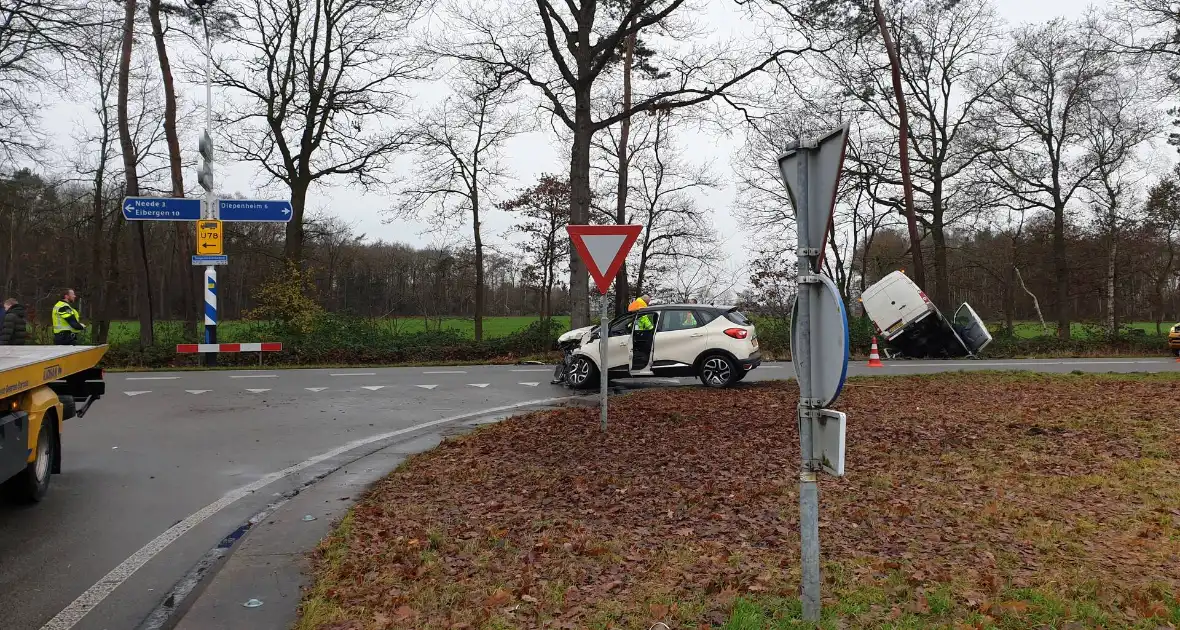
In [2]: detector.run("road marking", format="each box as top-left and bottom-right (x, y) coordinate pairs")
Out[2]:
(123, 391), (151, 397)
(184, 390), (211, 395)
(245, 388), (270, 393)
(469, 383), (489, 388)
(125, 376), (180, 381)
(361, 385), (385, 391)
(520, 382), (539, 386)
(415, 384), (438, 390)
(330, 372), (377, 376)
(306, 387), (327, 392)
(229, 374), (278, 379)
(512, 368), (550, 372)
(424, 370), (466, 374)
(40, 395), (577, 630)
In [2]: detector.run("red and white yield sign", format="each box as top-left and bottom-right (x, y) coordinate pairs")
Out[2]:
(566, 224), (643, 295)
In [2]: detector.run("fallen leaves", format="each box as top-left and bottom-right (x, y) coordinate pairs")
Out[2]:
(300, 374), (1180, 629)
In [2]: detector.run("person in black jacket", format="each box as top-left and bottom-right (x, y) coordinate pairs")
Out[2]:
(1, 298), (28, 345)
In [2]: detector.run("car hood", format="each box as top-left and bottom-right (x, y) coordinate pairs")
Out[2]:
(559, 325), (596, 344)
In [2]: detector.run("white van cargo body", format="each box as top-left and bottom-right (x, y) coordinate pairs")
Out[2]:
(861, 271), (992, 359)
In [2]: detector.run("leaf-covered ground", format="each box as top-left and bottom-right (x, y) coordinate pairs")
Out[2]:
(298, 373), (1180, 630)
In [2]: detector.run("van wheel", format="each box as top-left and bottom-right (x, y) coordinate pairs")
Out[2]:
(566, 357), (599, 390)
(699, 354), (738, 388)
(6, 416), (53, 503)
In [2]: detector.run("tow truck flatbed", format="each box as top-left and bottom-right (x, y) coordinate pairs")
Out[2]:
(0, 345), (107, 502)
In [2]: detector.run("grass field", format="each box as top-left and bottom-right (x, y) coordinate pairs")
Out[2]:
(92, 316), (1174, 345)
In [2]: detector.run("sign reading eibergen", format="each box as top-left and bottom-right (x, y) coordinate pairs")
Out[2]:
(789, 274), (849, 407)
(777, 124), (850, 257)
(218, 199), (293, 222)
(122, 196), (202, 221)
(566, 224), (644, 295)
(197, 219), (223, 255)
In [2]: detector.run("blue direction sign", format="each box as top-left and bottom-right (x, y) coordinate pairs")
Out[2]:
(122, 196), (202, 221)
(192, 254), (228, 266)
(218, 199), (293, 222)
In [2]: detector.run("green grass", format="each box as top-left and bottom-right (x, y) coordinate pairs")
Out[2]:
(1007, 320), (1175, 338)
(100, 316), (572, 344)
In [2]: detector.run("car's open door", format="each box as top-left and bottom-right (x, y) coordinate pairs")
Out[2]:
(953, 303), (992, 355)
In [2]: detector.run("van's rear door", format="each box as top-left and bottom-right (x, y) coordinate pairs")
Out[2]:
(953, 303), (992, 353)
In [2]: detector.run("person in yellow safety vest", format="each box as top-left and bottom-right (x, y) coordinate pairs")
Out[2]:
(52, 288), (86, 345)
(628, 295), (655, 370)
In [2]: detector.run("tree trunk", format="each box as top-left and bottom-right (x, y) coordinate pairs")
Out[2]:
(89, 140), (109, 343)
(873, 0), (925, 289)
(149, 0), (197, 336)
(472, 183), (484, 343)
(118, 0), (154, 347)
(568, 91), (593, 328)
(286, 180), (308, 266)
(612, 27), (636, 318)
(1052, 205), (1069, 340)
(1106, 234), (1116, 335)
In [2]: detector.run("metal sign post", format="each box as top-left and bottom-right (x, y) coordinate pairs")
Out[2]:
(777, 123), (851, 622)
(566, 224), (644, 432)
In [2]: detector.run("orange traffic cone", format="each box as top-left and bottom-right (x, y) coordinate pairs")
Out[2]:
(867, 337), (884, 368)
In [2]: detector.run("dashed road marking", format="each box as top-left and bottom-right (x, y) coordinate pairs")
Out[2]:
(520, 382), (539, 386)
(306, 387), (327, 392)
(124, 391), (151, 397)
(245, 388), (270, 394)
(126, 376), (180, 381)
(424, 370), (466, 374)
(229, 374), (278, 379)
(40, 395), (578, 630)
(415, 384), (438, 390)
(469, 383), (489, 388)
(185, 390), (211, 395)
(330, 372), (376, 376)
(361, 385), (385, 391)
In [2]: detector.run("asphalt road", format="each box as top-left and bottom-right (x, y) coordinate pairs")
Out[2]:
(0, 357), (1176, 630)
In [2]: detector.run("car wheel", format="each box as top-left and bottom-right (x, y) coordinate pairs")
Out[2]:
(699, 354), (738, 388)
(6, 417), (53, 503)
(566, 356), (599, 390)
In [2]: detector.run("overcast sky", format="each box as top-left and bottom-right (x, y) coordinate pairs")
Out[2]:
(46, 0), (1116, 276)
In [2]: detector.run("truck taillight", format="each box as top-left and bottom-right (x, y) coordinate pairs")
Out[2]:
(918, 291), (931, 304)
(724, 328), (748, 339)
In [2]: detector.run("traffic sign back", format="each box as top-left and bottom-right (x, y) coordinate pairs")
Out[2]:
(566, 225), (643, 295)
(197, 220), (223, 255)
(790, 274), (849, 407)
(777, 124), (849, 257)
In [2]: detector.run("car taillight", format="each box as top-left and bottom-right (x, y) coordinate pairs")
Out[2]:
(724, 328), (748, 339)
(918, 291), (931, 304)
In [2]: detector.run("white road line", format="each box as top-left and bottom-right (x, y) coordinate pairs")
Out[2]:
(469, 383), (489, 388)
(519, 382), (539, 387)
(245, 388), (270, 394)
(361, 385), (385, 391)
(184, 390), (210, 395)
(330, 372), (376, 377)
(39, 395), (577, 630)
(306, 387), (327, 392)
(511, 368), (550, 372)
(424, 370), (466, 374)
(123, 391), (150, 397)
(125, 376), (180, 381)
(229, 374), (278, 379)
(415, 384), (438, 390)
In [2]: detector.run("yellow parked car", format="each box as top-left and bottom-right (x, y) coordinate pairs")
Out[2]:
(1170, 323), (1180, 356)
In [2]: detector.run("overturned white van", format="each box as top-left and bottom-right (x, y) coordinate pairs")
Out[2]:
(860, 271), (992, 359)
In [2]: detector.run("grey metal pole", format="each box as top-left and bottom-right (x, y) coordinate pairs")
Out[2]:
(201, 8), (217, 367)
(795, 138), (821, 621)
(599, 295), (609, 431)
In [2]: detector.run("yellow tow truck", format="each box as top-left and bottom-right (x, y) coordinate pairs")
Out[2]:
(0, 345), (106, 502)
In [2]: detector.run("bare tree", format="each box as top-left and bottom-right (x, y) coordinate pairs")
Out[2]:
(391, 65), (521, 342)
(981, 20), (1116, 339)
(434, 0), (826, 326)
(1144, 166), (1180, 334)
(212, 0), (425, 266)
(500, 174), (570, 322)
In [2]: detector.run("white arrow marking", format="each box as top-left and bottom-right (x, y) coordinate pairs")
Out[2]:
(124, 391), (151, 397)
(415, 384), (438, 390)
(361, 385), (385, 391)
(245, 388), (270, 394)
(519, 382), (539, 387)
(305, 387), (327, 392)
(469, 383), (489, 388)
(185, 390), (211, 395)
